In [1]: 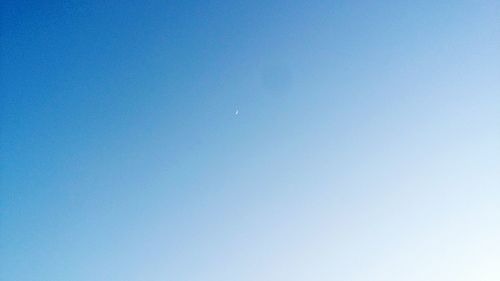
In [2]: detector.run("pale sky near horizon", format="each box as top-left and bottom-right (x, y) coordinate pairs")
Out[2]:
(1, 1), (499, 280)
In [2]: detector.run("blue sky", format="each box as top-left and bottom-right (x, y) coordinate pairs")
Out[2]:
(1, 1), (499, 280)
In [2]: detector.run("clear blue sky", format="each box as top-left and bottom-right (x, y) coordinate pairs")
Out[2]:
(1, 1), (499, 280)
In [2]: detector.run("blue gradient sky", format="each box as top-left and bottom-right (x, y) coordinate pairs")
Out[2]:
(1, 1), (499, 280)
